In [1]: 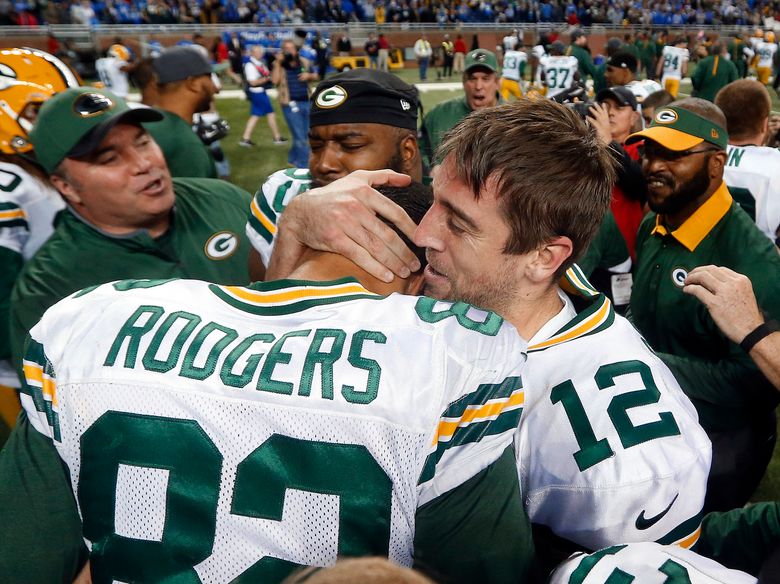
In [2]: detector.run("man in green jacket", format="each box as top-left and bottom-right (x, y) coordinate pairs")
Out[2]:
(627, 98), (780, 513)
(567, 29), (600, 83)
(419, 49), (500, 168)
(9, 87), (252, 370)
(692, 43), (739, 102)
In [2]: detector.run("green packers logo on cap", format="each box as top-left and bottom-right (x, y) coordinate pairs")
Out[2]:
(473, 51), (489, 62)
(315, 85), (348, 109)
(205, 231), (238, 260)
(654, 109), (679, 124)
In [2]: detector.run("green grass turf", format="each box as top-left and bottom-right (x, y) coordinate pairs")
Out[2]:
(217, 77), (780, 503)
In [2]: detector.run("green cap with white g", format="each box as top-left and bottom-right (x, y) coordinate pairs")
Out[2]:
(626, 105), (728, 151)
(29, 86), (163, 174)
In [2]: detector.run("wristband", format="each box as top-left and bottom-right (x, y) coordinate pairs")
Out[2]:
(739, 319), (780, 353)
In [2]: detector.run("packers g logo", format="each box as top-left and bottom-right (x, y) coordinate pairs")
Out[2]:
(205, 231), (238, 260)
(315, 85), (348, 109)
(671, 267), (688, 288)
(654, 109), (678, 124)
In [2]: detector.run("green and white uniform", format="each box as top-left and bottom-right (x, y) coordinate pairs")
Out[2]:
(756, 40), (778, 70)
(501, 49), (527, 81)
(518, 267), (711, 551)
(661, 46), (690, 81)
(245, 168), (313, 267)
(2, 277), (532, 583)
(541, 55), (579, 99)
(724, 144), (780, 241)
(550, 542), (756, 583)
(0, 161), (64, 386)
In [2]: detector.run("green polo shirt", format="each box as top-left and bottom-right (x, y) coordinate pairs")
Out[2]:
(419, 96), (473, 169)
(630, 182), (780, 431)
(9, 177), (251, 369)
(146, 110), (217, 179)
(691, 55), (739, 102)
(566, 44), (599, 80)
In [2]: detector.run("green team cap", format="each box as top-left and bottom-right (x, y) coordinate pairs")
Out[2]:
(30, 86), (163, 174)
(626, 105), (728, 151)
(465, 49), (498, 73)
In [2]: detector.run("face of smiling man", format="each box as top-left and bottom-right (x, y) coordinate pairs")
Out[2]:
(51, 123), (175, 237)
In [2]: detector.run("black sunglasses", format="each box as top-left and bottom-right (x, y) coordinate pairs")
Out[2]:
(639, 142), (720, 162)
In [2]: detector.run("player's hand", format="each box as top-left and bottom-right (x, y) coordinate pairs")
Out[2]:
(587, 102), (612, 146)
(683, 265), (764, 344)
(266, 169), (421, 283)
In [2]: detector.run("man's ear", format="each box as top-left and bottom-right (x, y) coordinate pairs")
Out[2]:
(400, 132), (418, 167)
(709, 150), (727, 178)
(50, 172), (82, 205)
(526, 236), (573, 284)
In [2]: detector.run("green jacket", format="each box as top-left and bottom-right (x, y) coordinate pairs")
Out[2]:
(630, 183), (780, 431)
(635, 39), (656, 64)
(419, 96), (473, 169)
(566, 44), (599, 80)
(691, 55), (739, 102)
(9, 178), (252, 369)
(146, 110), (217, 179)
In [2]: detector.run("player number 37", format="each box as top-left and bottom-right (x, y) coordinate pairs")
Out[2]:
(550, 360), (681, 472)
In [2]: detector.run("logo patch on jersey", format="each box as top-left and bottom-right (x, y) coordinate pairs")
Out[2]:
(635, 493), (679, 530)
(655, 109), (678, 124)
(205, 231), (238, 260)
(315, 85), (348, 109)
(671, 267), (688, 288)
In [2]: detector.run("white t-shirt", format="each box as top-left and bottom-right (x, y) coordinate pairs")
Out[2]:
(724, 144), (780, 241)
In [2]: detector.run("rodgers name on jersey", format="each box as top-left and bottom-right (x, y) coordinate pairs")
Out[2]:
(20, 277), (529, 583)
(516, 266), (712, 550)
(246, 168), (312, 267)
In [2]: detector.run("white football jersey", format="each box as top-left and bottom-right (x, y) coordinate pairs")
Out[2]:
(0, 160), (63, 260)
(541, 55), (579, 98)
(531, 45), (547, 84)
(626, 78), (663, 102)
(503, 34), (519, 52)
(0, 160), (63, 386)
(756, 40), (778, 68)
(95, 56), (129, 97)
(246, 168), (312, 266)
(502, 49), (528, 81)
(550, 542), (757, 583)
(516, 266), (711, 550)
(21, 277), (527, 582)
(661, 46), (689, 78)
(724, 144), (780, 241)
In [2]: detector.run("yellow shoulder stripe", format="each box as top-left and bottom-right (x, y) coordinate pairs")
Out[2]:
(675, 525), (701, 549)
(432, 389), (524, 445)
(22, 362), (58, 407)
(250, 198), (277, 236)
(0, 209), (26, 221)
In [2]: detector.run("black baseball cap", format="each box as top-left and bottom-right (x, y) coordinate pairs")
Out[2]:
(606, 52), (638, 73)
(596, 86), (639, 110)
(153, 46), (212, 84)
(310, 68), (419, 131)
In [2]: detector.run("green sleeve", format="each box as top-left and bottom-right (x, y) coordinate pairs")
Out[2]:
(0, 247), (23, 361)
(659, 345), (777, 411)
(579, 212), (629, 277)
(696, 502), (780, 575)
(413, 446), (535, 583)
(690, 61), (704, 91)
(580, 49), (599, 80)
(0, 412), (86, 583)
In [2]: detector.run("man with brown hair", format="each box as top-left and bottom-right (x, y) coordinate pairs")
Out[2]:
(628, 97), (780, 512)
(715, 78), (780, 243)
(264, 100), (712, 563)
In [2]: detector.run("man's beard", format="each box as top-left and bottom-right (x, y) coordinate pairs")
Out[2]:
(647, 158), (711, 216)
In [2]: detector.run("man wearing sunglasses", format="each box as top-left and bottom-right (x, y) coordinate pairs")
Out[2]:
(627, 98), (780, 513)
(8, 87), (253, 371)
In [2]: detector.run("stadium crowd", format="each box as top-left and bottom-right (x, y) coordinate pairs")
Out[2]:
(4, 25), (780, 582)
(1, 0), (778, 26)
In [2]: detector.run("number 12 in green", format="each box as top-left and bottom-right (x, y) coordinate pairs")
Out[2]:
(550, 360), (681, 472)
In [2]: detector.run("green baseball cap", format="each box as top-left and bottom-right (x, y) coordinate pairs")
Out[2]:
(626, 105), (728, 151)
(465, 49), (498, 74)
(29, 87), (163, 174)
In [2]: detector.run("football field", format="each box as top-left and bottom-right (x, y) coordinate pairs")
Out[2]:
(212, 75), (780, 503)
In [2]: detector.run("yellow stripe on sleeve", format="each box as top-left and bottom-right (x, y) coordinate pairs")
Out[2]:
(529, 299), (610, 350)
(432, 390), (524, 445)
(0, 209), (26, 220)
(223, 283), (373, 305)
(676, 526), (701, 549)
(250, 198), (277, 236)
